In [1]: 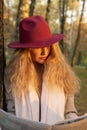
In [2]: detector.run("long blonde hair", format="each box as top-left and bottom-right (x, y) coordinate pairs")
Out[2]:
(5, 43), (80, 98)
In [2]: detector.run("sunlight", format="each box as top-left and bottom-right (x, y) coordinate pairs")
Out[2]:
(4, 0), (15, 7)
(41, 0), (47, 5)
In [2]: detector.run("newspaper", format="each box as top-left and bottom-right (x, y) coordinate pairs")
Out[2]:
(55, 113), (87, 125)
(0, 109), (87, 130)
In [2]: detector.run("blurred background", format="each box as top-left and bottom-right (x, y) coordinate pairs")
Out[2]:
(0, 0), (87, 115)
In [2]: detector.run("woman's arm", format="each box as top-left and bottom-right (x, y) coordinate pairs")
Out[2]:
(64, 94), (78, 119)
(4, 79), (15, 115)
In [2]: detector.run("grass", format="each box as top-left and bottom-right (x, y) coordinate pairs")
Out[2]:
(74, 66), (87, 115)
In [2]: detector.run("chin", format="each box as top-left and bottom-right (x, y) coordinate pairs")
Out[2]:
(37, 61), (45, 64)
(39, 62), (45, 64)
(36, 59), (46, 64)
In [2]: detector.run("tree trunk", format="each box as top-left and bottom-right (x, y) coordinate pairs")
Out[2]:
(59, 0), (68, 53)
(0, 0), (6, 109)
(29, 0), (36, 16)
(76, 51), (82, 65)
(14, 0), (22, 40)
(71, 0), (85, 67)
(19, 0), (29, 20)
(45, 0), (51, 23)
(15, 0), (29, 40)
(67, 0), (74, 63)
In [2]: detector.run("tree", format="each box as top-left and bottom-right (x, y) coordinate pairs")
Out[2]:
(0, 0), (6, 108)
(15, 0), (29, 40)
(71, 0), (86, 67)
(14, 0), (22, 40)
(45, 0), (51, 23)
(29, 0), (36, 16)
(65, 0), (75, 62)
(59, 0), (68, 53)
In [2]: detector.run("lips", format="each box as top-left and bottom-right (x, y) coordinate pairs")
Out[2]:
(39, 57), (47, 60)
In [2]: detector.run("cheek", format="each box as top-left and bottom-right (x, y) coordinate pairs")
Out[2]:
(47, 48), (51, 56)
(30, 51), (40, 61)
(48, 49), (50, 54)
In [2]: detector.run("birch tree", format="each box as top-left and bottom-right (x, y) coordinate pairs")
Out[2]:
(71, 0), (86, 67)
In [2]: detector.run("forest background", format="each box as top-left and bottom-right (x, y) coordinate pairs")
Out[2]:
(0, 0), (87, 115)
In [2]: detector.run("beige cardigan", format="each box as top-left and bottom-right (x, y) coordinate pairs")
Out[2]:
(5, 82), (77, 125)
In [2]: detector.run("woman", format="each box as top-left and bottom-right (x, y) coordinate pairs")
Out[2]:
(5, 16), (80, 125)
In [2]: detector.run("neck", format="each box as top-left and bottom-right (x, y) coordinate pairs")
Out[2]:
(33, 62), (44, 73)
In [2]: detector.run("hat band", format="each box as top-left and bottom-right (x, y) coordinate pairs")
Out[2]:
(19, 31), (52, 43)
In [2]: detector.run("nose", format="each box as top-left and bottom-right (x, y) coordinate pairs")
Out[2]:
(41, 48), (47, 55)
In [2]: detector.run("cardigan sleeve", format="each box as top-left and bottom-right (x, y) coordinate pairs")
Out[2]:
(4, 79), (15, 115)
(64, 94), (78, 119)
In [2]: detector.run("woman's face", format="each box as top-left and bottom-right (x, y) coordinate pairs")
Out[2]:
(30, 46), (51, 64)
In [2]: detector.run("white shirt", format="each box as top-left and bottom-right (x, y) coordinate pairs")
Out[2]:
(14, 83), (66, 125)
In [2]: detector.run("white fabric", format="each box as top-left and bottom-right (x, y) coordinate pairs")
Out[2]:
(14, 83), (66, 125)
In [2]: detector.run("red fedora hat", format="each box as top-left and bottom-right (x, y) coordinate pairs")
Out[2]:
(8, 16), (64, 48)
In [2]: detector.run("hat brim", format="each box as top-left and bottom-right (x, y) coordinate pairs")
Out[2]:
(8, 34), (64, 48)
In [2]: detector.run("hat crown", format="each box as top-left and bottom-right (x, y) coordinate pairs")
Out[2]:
(19, 16), (52, 43)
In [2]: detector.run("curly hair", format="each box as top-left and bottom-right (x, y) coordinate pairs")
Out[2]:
(5, 43), (80, 98)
